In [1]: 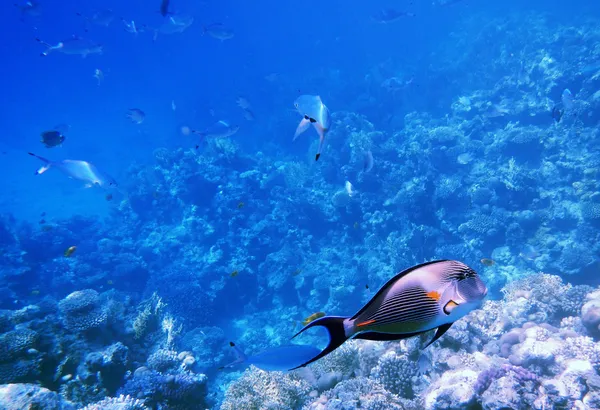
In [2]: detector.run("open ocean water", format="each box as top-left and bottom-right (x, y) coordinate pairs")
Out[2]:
(1, 0), (600, 409)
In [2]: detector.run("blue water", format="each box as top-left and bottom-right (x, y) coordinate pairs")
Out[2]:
(1, 0), (600, 408)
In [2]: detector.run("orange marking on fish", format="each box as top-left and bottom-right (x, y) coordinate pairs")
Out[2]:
(427, 291), (441, 301)
(357, 319), (376, 327)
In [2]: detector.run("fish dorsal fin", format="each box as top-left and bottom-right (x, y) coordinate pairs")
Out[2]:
(350, 259), (448, 320)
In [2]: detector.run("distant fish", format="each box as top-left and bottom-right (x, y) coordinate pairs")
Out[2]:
(105, 193), (113, 201)
(480, 258), (495, 267)
(159, 0), (171, 17)
(291, 260), (488, 368)
(519, 245), (540, 261)
(236, 96), (251, 110)
(64, 246), (77, 257)
(230, 270), (239, 278)
(153, 14), (194, 39)
(220, 342), (322, 372)
(14, 1), (41, 19)
(237, 202), (245, 209)
(372, 8), (416, 23)
(188, 120), (239, 140)
(293, 95), (331, 161)
(76, 9), (114, 30)
(28, 152), (117, 188)
(292, 269), (302, 276)
(302, 311), (326, 326)
(551, 105), (563, 123)
(94, 68), (104, 85)
(345, 181), (354, 197)
(36, 36), (103, 58)
(171, 100), (176, 111)
(457, 153), (473, 165)
(203, 23), (234, 41)
(363, 150), (374, 172)
(561, 89), (575, 112)
(126, 108), (145, 124)
(40, 130), (65, 148)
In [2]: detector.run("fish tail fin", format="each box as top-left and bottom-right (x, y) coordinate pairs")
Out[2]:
(316, 127), (325, 161)
(28, 152), (51, 175)
(218, 341), (247, 370)
(290, 316), (349, 369)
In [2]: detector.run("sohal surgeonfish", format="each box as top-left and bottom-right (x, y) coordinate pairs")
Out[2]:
(28, 152), (117, 189)
(293, 95), (331, 161)
(291, 260), (488, 369)
(220, 342), (322, 372)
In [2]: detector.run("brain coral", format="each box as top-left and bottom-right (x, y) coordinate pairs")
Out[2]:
(58, 289), (107, 332)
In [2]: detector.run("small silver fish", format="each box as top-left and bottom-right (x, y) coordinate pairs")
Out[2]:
(191, 120), (239, 139)
(36, 36), (103, 58)
(291, 260), (487, 368)
(561, 89), (574, 112)
(126, 108), (145, 124)
(94, 68), (104, 85)
(293, 95), (331, 161)
(28, 152), (117, 188)
(203, 23), (234, 41)
(153, 14), (193, 39)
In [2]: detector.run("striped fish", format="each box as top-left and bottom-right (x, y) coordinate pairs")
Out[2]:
(291, 260), (487, 369)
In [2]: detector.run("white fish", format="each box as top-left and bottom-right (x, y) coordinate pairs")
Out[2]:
(36, 36), (102, 58)
(345, 181), (354, 197)
(94, 68), (104, 85)
(293, 95), (331, 161)
(171, 100), (176, 111)
(561, 89), (575, 112)
(153, 14), (194, 40)
(28, 153), (117, 188)
(191, 120), (239, 139)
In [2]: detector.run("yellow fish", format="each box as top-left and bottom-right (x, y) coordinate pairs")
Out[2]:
(302, 311), (326, 326)
(64, 246), (77, 257)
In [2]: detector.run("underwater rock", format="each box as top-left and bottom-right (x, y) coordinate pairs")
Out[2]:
(0, 383), (76, 410)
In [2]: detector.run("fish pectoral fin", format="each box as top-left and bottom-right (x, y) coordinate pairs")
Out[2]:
(423, 323), (453, 348)
(443, 300), (459, 315)
(293, 118), (311, 140)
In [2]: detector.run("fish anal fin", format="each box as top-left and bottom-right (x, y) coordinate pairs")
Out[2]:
(424, 323), (453, 348)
